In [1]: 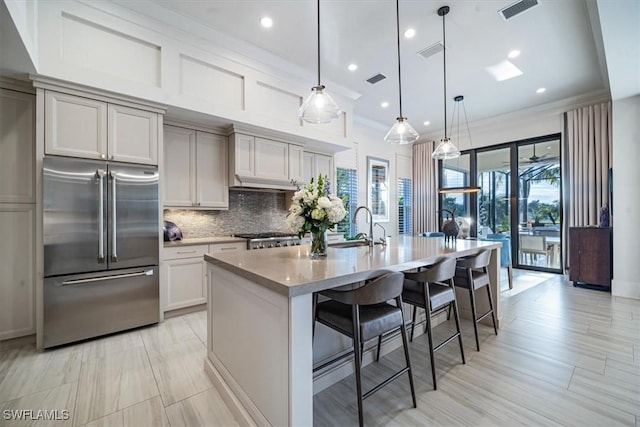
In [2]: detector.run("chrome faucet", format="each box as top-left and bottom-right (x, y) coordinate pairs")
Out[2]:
(353, 206), (374, 247)
(374, 222), (387, 246)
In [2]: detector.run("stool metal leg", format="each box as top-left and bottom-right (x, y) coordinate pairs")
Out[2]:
(422, 283), (438, 390)
(450, 285), (466, 365)
(410, 305), (417, 342)
(485, 273), (498, 336)
(467, 268), (481, 351)
(351, 305), (365, 427)
(397, 296), (417, 408)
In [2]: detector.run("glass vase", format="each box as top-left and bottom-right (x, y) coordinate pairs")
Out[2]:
(310, 230), (328, 259)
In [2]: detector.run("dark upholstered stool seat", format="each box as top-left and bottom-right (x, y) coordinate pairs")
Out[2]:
(401, 256), (465, 390)
(315, 301), (403, 342)
(454, 268), (489, 290)
(402, 280), (455, 310)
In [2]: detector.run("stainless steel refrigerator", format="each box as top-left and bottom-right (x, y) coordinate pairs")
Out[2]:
(43, 156), (159, 348)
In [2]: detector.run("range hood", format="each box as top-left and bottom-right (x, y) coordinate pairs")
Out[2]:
(229, 176), (297, 192)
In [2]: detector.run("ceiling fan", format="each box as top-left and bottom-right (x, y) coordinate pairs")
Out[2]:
(518, 144), (559, 164)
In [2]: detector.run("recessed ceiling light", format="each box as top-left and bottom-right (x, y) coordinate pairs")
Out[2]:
(536, 87), (546, 94)
(547, 146), (551, 149)
(423, 121), (430, 126)
(485, 60), (523, 82)
(404, 28), (416, 39)
(381, 101), (389, 108)
(348, 63), (358, 71)
(260, 16), (273, 28)
(508, 49), (520, 59)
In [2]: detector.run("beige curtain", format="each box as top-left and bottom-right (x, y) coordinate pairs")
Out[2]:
(562, 101), (612, 269)
(412, 141), (439, 234)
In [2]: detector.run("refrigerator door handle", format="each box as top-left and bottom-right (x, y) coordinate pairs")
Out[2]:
(96, 169), (106, 262)
(59, 269), (154, 286)
(110, 171), (118, 262)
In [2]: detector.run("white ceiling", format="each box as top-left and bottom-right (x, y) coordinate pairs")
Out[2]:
(133, 0), (607, 136)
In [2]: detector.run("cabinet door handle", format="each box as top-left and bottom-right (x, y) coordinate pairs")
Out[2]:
(177, 250), (197, 254)
(220, 247), (236, 251)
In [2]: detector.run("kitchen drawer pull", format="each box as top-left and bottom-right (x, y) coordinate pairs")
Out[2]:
(177, 250), (197, 254)
(60, 269), (154, 286)
(220, 247), (237, 251)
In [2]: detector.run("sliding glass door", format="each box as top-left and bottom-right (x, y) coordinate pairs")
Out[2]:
(438, 134), (562, 273)
(477, 147), (511, 238)
(516, 140), (561, 270)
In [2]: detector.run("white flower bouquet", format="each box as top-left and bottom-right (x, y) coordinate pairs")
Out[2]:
(286, 174), (347, 257)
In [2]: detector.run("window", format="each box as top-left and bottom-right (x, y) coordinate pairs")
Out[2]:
(336, 168), (358, 237)
(398, 178), (412, 235)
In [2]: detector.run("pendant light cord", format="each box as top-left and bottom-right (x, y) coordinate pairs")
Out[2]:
(395, 0), (403, 118)
(316, 0), (321, 87)
(442, 9), (447, 139)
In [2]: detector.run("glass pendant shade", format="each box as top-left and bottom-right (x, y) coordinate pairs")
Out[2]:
(432, 137), (461, 159)
(298, 85), (342, 124)
(384, 117), (419, 144)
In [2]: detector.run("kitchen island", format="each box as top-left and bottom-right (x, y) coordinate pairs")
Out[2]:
(203, 236), (501, 426)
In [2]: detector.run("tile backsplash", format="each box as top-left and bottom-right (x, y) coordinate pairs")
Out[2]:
(164, 190), (293, 238)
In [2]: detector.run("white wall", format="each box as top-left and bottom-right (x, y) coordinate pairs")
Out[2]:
(350, 121), (412, 239)
(5, 0), (354, 150)
(611, 94), (640, 299)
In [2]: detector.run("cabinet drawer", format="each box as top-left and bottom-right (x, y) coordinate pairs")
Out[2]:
(209, 242), (246, 253)
(163, 244), (208, 260)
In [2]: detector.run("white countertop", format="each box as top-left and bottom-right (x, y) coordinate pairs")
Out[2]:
(164, 236), (247, 247)
(205, 236), (501, 297)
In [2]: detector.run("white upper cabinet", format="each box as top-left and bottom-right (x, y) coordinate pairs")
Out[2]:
(302, 152), (334, 186)
(254, 137), (288, 182)
(108, 104), (158, 164)
(163, 125), (228, 209)
(45, 90), (159, 165)
(45, 91), (108, 160)
(196, 132), (228, 209)
(163, 126), (196, 207)
(288, 145), (304, 185)
(0, 89), (35, 203)
(233, 133), (255, 178)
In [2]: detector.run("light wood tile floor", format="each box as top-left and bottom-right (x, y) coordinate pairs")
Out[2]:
(0, 270), (638, 426)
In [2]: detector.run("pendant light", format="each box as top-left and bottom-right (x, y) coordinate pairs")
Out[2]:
(298, 0), (342, 124)
(432, 6), (461, 160)
(384, 0), (419, 145)
(438, 95), (481, 194)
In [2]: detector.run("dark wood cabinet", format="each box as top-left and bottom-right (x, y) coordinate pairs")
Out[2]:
(569, 227), (612, 289)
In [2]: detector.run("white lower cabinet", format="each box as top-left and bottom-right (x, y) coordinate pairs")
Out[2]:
(162, 242), (245, 312)
(0, 204), (35, 340)
(162, 245), (208, 311)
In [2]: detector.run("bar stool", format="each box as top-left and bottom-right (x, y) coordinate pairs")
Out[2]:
(454, 249), (498, 351)
(314, 271), (417, 427)
(402, 257), (465, 390)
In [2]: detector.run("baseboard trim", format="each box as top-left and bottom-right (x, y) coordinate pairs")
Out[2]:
(204, 356), (258, 427)
(164, 303), (206, 319)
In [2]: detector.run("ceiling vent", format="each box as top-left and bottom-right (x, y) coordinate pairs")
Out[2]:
(366, 73), (386, 84)
(499, 0), (539, 21)
(418, 42), (444, 60)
